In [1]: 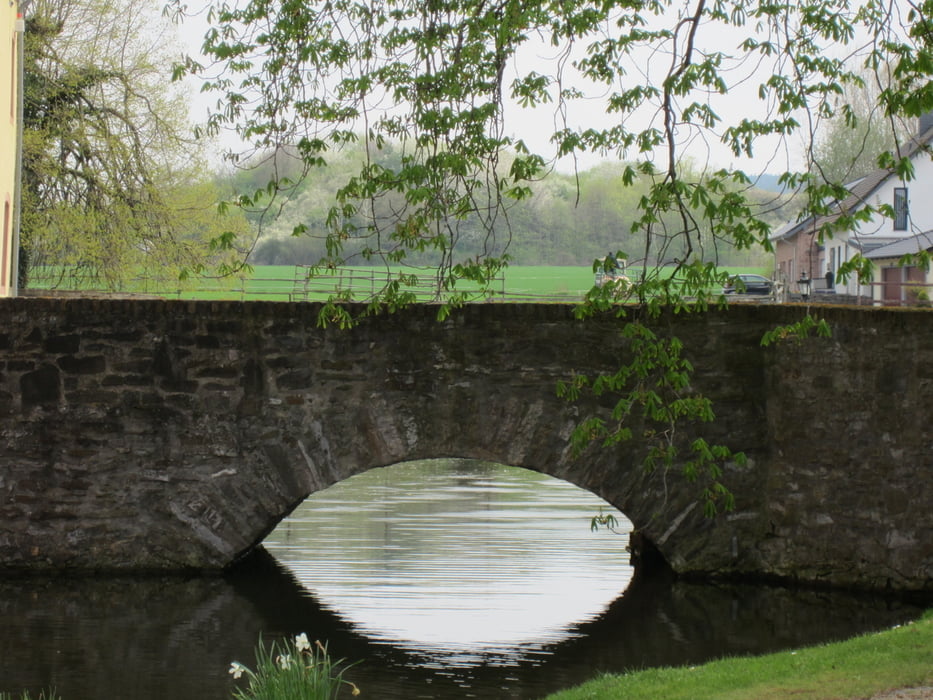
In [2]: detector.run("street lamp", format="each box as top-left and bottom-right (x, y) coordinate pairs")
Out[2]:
(797, 272), (811, 302)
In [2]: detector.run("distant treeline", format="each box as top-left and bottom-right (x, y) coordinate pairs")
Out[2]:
(226, 144), (796, 268)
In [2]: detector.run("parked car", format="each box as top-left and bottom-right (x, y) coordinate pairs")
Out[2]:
(723, 273), (775, 295)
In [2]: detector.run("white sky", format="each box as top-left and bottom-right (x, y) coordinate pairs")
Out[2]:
(166, 1), (911, 178)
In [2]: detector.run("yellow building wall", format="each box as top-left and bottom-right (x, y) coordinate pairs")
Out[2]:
(1, 0), (19, 297)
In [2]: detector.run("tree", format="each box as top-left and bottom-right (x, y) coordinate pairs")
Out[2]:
(170, 0), (933, 513)
(20, 0), (246, 290)
(811, 68), (916, 186)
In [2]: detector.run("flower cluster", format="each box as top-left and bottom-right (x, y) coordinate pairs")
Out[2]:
(227, 632), (360, 698)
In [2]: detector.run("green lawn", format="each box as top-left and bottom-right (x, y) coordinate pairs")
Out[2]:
(171, 264), (770, 302)
(252, 264), (771, 301)
(26, 263), (773, 302)
(545, 610), (933, 700)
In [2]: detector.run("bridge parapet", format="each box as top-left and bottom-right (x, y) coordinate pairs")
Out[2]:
(0, 298), (930, 592)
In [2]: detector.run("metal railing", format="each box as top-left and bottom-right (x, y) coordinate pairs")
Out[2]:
(292, 266), (438, 302)
(25, 266), (513, 303)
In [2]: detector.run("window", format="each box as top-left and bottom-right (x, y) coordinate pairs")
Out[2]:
(2, 200), (9, 290)
(894, 187), (909, 231)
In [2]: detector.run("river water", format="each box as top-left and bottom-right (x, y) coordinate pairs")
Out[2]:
(0, 459), (925, 699)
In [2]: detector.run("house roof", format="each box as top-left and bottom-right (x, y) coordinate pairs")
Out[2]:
(851, 236), (905, 253)
(864, 231), (933, 259)
(770, 125), (933, 243)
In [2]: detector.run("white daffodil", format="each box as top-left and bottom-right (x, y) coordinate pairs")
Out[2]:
(277, 653), (292, 670)
(228, 662), (245, 680)
(294, 632), (311, 653)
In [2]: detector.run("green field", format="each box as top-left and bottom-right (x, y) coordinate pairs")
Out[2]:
(192, 264), (769, 301)
(165, 264), (600, 302)
(28, 264), (772, 302)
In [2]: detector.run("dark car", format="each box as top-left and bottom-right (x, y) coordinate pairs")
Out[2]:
(723, 273), (774, 295)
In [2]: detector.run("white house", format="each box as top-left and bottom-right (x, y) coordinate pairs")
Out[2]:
(772, 114), (933, 301)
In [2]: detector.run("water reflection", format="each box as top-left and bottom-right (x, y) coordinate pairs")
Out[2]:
(0, 460), (927, 700)
(264, 460), (633, 666)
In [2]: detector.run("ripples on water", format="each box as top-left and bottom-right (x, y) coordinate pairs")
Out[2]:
(263, 459), (634, 670)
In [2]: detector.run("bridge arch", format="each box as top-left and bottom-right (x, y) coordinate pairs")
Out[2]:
(224, 373), (724, 579)
(1, 298), (931, 592)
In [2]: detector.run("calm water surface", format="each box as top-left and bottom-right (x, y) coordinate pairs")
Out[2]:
(0, 459), (926, 699)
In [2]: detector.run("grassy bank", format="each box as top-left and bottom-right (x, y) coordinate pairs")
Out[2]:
(546, 610), (932, 700)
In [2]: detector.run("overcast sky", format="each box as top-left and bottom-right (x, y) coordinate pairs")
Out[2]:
(169, 1), (908, 178)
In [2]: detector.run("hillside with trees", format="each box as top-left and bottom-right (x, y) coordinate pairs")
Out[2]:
(235, 145), (791, 269)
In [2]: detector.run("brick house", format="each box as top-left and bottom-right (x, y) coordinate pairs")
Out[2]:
(772, 115), (933, 301)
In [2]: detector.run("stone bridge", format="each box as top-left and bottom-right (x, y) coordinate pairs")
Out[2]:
(0, 298), (930, 593)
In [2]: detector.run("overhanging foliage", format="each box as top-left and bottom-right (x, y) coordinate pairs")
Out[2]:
(168, 0), (933, 515)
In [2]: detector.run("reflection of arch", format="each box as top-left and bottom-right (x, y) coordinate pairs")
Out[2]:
(227, 549), (925, 700)
(0, 544), (922, 700)
(0, 549), (922, 700)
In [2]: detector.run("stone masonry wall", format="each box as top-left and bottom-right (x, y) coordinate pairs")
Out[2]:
(0, 297), (930, 592)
